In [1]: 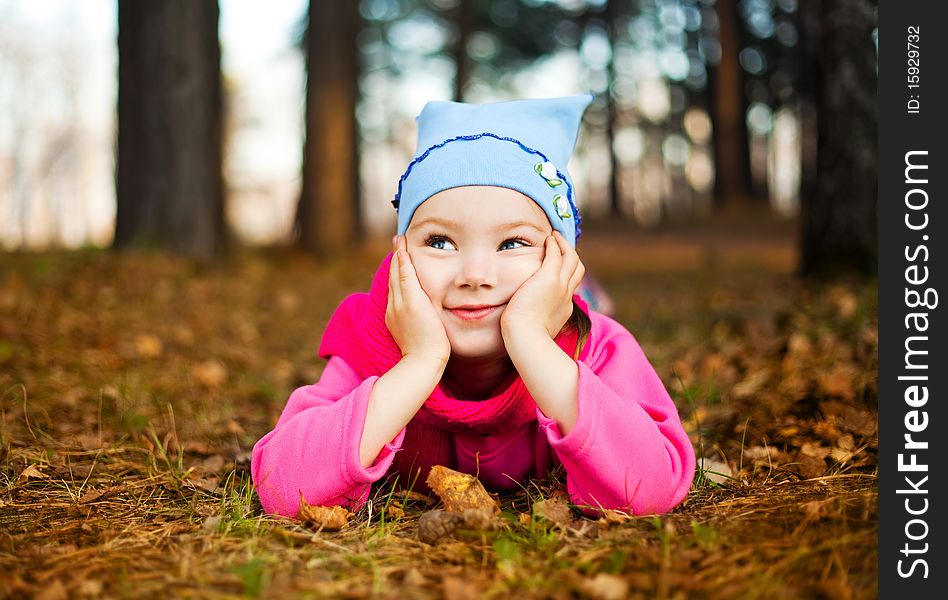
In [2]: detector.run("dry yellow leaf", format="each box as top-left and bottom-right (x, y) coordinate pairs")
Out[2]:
(817, 365), (857, 401)
(17, 464), (48, 485)
(298, 497), (352, 531)
(442, 575), (480, 600)
(425, 465), (498, 514)
(193, 360), (227, 388)
(533, 494), (575, 528)
(582, 573), (629, 600)
(599, 508), (633, 527)
(134, 333), (163, 358)
(78, 483), (127, 504)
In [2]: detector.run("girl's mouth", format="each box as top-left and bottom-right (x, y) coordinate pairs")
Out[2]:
(447, 304), (503, 321)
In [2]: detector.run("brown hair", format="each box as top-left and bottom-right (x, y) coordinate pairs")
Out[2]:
(565, 300), (591, 360)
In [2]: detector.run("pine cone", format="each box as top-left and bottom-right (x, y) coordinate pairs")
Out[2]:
(417, 509), (463, 544)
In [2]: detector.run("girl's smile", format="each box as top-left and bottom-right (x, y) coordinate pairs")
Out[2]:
(447, 303), (505, 321)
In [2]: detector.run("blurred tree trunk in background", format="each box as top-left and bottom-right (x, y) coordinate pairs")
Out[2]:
(297, 0), (361, 256)
(452, 0), (472, 101)
(602, 0), (620, 216)
(114, 0), (223, 259)
(708, 0), (751, 209)
(800, 0), (877, 277)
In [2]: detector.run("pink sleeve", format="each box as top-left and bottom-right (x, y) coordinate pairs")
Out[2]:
(537, 321), (696, 516)
(251, 356), (406, 518)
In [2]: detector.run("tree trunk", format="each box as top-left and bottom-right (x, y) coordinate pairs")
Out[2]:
(453, 0), (473, 101)
(800, 0), (877, 277)
(708, 0), (751, 209)
(603, 1), (620, 217)
(114, 0), (223, 259)
(297, 0), (361, 256)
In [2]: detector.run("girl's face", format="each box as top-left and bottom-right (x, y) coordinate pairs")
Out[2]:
(406, 186), (553, 360)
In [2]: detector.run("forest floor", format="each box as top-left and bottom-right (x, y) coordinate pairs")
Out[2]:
(0, 214), (877, 599)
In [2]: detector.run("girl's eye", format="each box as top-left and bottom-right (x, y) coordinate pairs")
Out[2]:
(426, 236), (457, 251)
(499, 238), (528, 251)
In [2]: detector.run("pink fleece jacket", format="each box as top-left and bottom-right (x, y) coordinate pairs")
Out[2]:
(251, 267), (696, 518)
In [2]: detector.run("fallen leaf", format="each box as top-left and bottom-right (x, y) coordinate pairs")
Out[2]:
(800, 442), (831, 460)
(817, 366), (857, 401)
(830, 447), (854, 463)
(276, 289), (301, 314)
(731, 369), (770, 400)
(786, 332), (812, 359)
(425, 465), (499, 514)
(134, 333), (163, 358)
(198, 454), (226, 473)
(533, 494), (575, 528)
(34, 579), (68, 600)
(75, 579), (103, 598)
(298, 497), (352, 531)
(822, 401), (877, 438)
(186, 476), (221, 493)
(203, 515), (222, 532)
(699, 457), (734, 484)
(777, 425), (800, 438)
(443, 575), (480, 600)
(836, 433), (856, 451)
(582, 573), (629, 600)
(391, 489), (437, 505)
(742, 446), (779, 461)
(193, 360), (227, 388)
(828, 286), (858, 320)
(173, 325), (195, 346)
(567, 520), (600, 539)
(459, 507), (499, 530)
(403, 567), (427, 587)
(17, 463), (48, 485)
(599, 509), (633, 527)
(79, 483), (127, 504)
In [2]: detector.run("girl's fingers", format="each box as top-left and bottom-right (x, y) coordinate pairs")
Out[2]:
(553, 232), (579, 286)
(396, 239), (427, 301)
(541, 234), (562, 275)
(389, 249), (403, 304)
(567, 259), (586, 296)
(397, 246), (415, 286)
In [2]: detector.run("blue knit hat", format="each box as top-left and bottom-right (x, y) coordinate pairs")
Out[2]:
(393, 95), (594, 246)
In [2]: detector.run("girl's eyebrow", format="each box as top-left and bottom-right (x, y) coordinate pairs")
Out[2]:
(413, 217), (548, 234)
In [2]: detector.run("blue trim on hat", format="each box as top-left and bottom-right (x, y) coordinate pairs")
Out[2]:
(392, 132), (583, 240)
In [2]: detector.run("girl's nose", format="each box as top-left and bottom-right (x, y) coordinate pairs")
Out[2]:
(456, 251), (496, 289)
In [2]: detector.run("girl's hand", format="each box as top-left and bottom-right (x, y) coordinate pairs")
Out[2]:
(386, 235), (451, 365)
(501, 231), (585, 341)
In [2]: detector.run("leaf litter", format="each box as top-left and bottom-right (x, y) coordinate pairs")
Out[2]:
(0, 226), (877, 598)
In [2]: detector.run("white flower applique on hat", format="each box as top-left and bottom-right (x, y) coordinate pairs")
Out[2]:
(552, 194), (572, 219)
(535, 161), (563, 187)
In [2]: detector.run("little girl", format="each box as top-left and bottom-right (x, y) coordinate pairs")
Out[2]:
(252, 95), (695, 518)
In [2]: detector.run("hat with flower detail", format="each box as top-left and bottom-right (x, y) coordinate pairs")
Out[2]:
(393, 95), (594, 246)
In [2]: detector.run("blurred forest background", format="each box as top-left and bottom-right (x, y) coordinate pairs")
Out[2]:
(1, 0), (877, 276)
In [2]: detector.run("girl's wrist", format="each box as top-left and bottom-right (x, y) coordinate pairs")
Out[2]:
(503, 323), (559, 364)
(400, 351), (449, 377)
(501, 314), (549, 339)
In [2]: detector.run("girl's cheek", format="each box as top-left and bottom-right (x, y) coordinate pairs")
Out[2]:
(410, 258), (442, 301)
